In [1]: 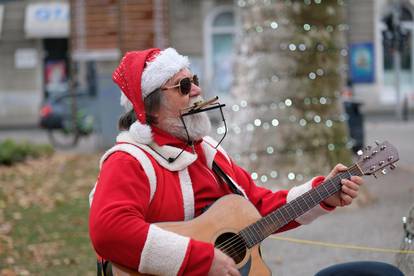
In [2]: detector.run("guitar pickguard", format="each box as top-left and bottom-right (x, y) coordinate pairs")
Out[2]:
(239, 255), (252, 276)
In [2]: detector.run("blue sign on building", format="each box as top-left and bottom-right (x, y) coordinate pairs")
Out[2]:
(350, 42), (375, 83)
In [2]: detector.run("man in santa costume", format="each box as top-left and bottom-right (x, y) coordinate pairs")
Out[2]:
(89, 48), (365, 276)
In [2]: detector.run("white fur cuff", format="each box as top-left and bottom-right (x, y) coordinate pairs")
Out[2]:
(139, 225), (190, 275)
(287, 178), (330, 225)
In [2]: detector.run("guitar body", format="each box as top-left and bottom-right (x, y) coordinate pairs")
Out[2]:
(112, 194), (271, 276)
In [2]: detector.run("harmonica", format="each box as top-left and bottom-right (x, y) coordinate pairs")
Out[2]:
(183, 96), (219, 112)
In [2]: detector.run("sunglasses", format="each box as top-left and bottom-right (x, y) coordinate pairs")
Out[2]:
(161, 75), (199, 95)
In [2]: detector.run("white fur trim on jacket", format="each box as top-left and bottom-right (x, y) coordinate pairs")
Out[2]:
(286, 178), (330, 225)
(201, 136), (231, 168)
(99, 143), (157, 202)
(116, 131), (197, 171)
(178, 168), (195, 221)
(89, 181), (97, 207)
(139, 224), (190, 275)
(201, 136), (248, 199)
(141, 48), (190, 98)
(129, 121), (153, 144)
(228, 175), (248, 199)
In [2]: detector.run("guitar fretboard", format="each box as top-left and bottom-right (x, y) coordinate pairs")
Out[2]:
(239, 165), (363, 248)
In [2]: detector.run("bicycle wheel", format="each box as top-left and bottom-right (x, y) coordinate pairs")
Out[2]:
(47, 119), (80, 149)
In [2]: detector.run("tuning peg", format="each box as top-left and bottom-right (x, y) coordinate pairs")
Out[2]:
(357, 150), (363, 156)
(390, 164), (396, 170)
(380, 145), (387, 150)
(375, 140), (380, 146)
(381, 169), (387, 175)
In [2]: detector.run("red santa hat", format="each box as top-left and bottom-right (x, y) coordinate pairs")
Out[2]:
(112, 48), (190, 144)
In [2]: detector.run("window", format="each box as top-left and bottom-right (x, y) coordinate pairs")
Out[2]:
(382, 5), (413, 97)
(204, 7), (236, 98)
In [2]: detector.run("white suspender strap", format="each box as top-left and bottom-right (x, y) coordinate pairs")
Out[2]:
(93, 143), (195, 221)
(99, 143), (157, 202)
(178, 168), (195, 220)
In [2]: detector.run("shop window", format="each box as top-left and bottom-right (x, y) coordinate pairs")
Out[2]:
(382, 6), (413, 93)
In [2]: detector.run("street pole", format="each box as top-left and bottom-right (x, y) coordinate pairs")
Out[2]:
(393, 0), (402, 120)
(394, 47), (402, 119)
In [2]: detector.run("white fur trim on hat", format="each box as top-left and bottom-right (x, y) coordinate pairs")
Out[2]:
(120, 91), (133, 111)
(116, 131), (197, 171)
(129, 121), (153, 144)
(141, 48), (190, 98)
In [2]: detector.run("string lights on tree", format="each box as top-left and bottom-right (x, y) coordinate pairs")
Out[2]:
(226, 0), (352, 188)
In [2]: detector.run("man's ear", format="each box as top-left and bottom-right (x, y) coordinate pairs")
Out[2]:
(146, 113), (160, 126)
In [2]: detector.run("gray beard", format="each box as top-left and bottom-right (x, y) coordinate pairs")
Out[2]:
(159, 97), (212, 142)
(163, 112), (212, 142)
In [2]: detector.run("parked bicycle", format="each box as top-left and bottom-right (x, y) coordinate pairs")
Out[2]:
(39, 91), (95, 149)
(396, 204), (414, 275)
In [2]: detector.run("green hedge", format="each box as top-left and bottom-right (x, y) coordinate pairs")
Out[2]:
(0, 139), (54, 166)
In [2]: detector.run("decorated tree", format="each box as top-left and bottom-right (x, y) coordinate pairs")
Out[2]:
(226, 0), (352, 189)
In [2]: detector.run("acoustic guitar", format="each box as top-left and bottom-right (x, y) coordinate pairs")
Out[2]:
(112, 141), (399, 276)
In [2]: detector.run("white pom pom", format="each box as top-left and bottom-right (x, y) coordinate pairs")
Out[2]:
(129, 121), (153, 144)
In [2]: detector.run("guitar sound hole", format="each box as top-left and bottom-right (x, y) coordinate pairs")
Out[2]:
(215, 232), (247, 264)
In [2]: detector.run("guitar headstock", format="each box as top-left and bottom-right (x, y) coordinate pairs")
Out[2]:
(356, 141), (399, 177)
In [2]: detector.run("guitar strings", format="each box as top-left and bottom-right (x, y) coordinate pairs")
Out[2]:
(217, 170), (354, 260)
(220, 166), (363, 259)
(215, 165), (361, 260)
(215, 166), (360, 257)
(215, 174), (343, 259)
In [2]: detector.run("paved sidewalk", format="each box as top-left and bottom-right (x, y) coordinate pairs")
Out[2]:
(262, 118), (414, 275)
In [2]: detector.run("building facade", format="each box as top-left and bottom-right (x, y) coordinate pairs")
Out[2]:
(0, 0), (69, 127)
(348, 0), (414, 113)
(1, 0), (411, 129)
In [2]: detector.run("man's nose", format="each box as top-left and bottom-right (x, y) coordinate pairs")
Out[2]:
(189, 83), (201, 97)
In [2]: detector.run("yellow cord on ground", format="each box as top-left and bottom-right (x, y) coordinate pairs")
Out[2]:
(270, 235), (414, 254)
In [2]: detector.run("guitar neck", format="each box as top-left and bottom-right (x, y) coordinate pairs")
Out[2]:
(239, 164), (363, 248)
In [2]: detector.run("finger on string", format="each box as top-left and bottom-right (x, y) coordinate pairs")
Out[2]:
(341, 182), (358, 198)
(350, 176), (364, 185)
(341, 194), (352, 205)
(342, 179), (360, 192)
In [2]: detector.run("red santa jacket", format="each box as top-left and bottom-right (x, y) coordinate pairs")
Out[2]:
(89, 127), (333, 275)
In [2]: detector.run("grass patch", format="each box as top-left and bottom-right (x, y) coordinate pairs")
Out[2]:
(0, 152), (101, 275)
(0, 139), (54, 166)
